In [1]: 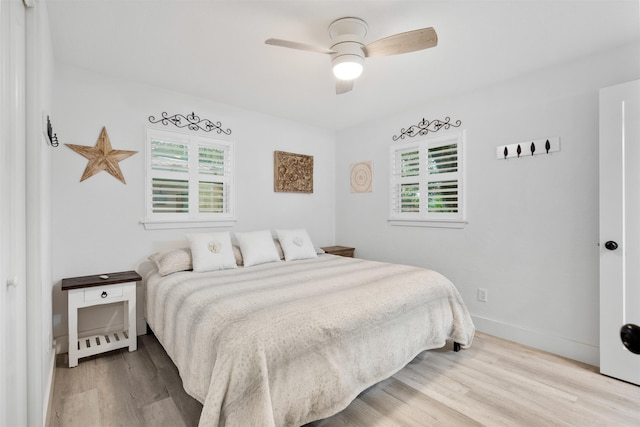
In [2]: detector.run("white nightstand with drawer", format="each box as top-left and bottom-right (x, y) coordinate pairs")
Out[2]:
(62, 270), (141, 367)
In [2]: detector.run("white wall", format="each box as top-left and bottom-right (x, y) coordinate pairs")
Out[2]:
(51, 65), (336, 351)
(335, 42), (640, 366)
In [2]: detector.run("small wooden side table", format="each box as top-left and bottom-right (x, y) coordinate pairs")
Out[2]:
(321, 246), (355, 258)
(62, 270), (141, 367)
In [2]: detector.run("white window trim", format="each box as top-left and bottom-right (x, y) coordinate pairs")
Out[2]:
(142, 127), (236, 230)
(140, 219), (237, 230)
(388, 131), (467, 228)
(387, 217), (467, 229)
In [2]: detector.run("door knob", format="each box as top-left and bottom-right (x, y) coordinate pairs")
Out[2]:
(605, 241), (618, 250)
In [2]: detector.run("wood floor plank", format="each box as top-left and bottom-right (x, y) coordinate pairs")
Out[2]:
(398, 361), (471, 398)
(156, 365), (203, 427)
(52, 332), (640, 427)
(418, 353), (576, 426)
(141, 334), (203, 426)
(473, 338), (640, 422)
(381, 378), (482, 426)
(139, 333), (174, 370)
(52, 353), (96, 401)
(357, 380), (434, 427)
(57, 388), (101, 427)
(391, 369), (520, 427)
(306, 397), (395, 427)
(141, 397), (187, 427)
(93, 352), (146, 426)
(121, 339), (170, 408)
(51, 353), (102, 427)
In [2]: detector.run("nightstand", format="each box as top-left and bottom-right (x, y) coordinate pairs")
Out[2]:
(62, 270), (141, 367)
(321, 246), (355, 258)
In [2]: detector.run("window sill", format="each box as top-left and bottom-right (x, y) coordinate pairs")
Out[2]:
(387, 218), (467, 229)
(141, 219), (237, 230)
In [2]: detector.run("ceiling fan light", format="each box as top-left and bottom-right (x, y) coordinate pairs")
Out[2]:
(332, 55), (364, 80)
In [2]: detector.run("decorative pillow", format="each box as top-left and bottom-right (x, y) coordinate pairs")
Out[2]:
(275, 229), (318, 261)
(148, 248), (193, 276)
(232, 239), (283, 266)
(234, 230), (281, 267)
(187, 232), (237, 272)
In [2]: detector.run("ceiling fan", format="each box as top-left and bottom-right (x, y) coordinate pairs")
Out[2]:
(265, 17), (438, 94)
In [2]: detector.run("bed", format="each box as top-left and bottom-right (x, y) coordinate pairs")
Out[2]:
(145, 251), (475, 427)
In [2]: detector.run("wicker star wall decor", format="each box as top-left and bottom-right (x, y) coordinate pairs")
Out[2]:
(66, 127), (137, 184)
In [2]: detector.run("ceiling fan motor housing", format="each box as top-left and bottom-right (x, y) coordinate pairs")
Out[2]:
(329, 17), (368, 80)
(328, 17), (368, 39)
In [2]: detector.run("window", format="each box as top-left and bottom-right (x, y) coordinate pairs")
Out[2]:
(389, 131), (466, 227)
(143, 128), (235, 229)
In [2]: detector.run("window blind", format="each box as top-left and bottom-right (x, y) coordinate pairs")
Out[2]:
(427, 143), (459, 214)
(146, 128), (234, 222)
(389, 132), (465, 223)
(151, 178), (189, 213)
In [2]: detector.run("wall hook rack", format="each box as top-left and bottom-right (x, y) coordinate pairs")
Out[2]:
(392, 116), (462, 141)
(497, 137), (560, 160)
(148, 111), (232, 135)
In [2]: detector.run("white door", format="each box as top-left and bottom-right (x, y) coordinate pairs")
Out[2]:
(0, 0), (28, 424)
(599, 79), (640, 385)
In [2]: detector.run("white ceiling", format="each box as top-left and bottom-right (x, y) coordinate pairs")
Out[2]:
(47, 0), (640, 131)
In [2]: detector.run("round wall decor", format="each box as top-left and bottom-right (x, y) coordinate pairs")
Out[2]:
(350, 161), (373, 193)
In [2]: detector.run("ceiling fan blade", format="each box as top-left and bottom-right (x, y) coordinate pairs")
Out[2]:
(265, 38), (336, 55)
(336, 79), (354, 95)
(363, 27), (437, 58)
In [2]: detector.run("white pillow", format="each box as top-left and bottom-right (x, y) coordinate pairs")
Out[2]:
(187, 232), (237, 272)
(234, 230), (281, 267)
(148, 247), (193, 276)
(275, 229), (318, 261)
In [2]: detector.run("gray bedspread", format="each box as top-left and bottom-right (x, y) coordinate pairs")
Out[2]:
(145, 254), (475, 427)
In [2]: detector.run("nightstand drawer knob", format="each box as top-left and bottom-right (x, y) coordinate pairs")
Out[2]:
(83, 285), (123, 302)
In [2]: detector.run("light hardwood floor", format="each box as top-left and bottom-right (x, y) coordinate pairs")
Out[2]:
(51, 332), (640, 426)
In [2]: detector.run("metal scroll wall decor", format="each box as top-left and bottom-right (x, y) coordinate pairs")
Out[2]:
(148, 111), (232, 135)
(497, 137), (560, 160)
(392, 116), (462, 141)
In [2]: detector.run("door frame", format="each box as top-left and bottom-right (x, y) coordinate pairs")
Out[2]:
(0, 0), (28, 424)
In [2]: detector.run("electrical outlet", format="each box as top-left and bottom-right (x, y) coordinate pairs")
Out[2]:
(478, 288), (488, 302)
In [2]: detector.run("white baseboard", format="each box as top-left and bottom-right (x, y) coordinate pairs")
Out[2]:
(472, 315), (599, 366)
(44, 341), (56, 427)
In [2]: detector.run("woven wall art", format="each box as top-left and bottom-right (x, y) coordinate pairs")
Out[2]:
(274, 150), (313, 193)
